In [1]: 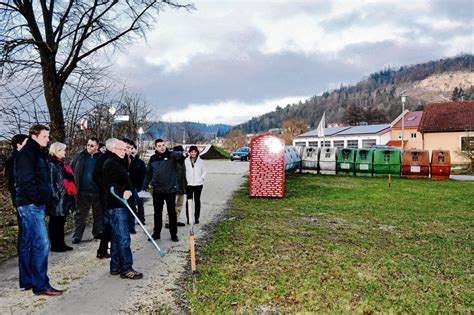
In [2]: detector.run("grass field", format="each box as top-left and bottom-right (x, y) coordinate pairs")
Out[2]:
(187, 174), (474, 313)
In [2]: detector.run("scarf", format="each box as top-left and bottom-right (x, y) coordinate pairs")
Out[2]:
(58, 157), (77, 196)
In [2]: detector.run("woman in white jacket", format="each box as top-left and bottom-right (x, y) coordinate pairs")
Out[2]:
(185, 146), (207, 224)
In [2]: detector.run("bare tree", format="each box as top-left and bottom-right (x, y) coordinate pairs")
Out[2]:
(182, 122), (205, 144)
(282, 117), (308, 145)
(0, 1), (194, 141)
(223, 129), (246, 152)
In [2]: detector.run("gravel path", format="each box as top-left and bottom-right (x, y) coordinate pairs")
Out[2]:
(0, 160), (248, 314)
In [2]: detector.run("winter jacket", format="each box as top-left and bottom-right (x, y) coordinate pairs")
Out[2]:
(103, 152), (133, 210)
(14, 138), (52, 207)
(142, 149), (185, 194)
(185, 156), (207, 186)
(93, 150), (110, 192)
(72, 149), (101, 192)
(47, 157), (76, 216)
(4, 150), (17, 203)
(129, 157), (147, 190)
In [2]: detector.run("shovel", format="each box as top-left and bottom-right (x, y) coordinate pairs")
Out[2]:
(110, 187), (165, 257)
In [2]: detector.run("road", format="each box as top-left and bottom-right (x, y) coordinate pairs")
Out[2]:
(0, 160), (249, 314)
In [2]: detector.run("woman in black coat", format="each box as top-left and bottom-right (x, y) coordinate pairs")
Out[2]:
(47, 142), (77, 252)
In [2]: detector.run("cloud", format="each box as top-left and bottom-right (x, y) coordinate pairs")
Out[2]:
(111, 0), (473, 126)
(161, 95), (309, 125)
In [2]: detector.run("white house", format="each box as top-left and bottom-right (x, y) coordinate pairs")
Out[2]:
(293, 124), (391, 149)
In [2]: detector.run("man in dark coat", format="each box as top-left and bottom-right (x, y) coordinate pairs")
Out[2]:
(93, 139), (112, 259)
(129, 143), (147, 224)
(71, 137), (102, 243)
(103, 138), (143, 280)
(3, 134), (28, 257)
(4, 134), (28, 206)
(142, 139), (185, 242)
(14, 124), (62, 296)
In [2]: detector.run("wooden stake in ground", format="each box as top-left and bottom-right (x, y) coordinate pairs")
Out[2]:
(188, 199), (197, 292)
(388, 173), (392, 188)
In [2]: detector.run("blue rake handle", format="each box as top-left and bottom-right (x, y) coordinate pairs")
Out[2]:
(110, 187), (165, 257)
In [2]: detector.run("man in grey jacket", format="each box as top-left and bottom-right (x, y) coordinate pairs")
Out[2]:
(142, 139), (185, 242)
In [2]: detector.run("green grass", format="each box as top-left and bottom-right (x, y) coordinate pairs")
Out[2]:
(187, 175), (474, 313)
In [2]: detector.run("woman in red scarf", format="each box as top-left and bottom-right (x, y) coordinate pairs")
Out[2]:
(47, 142), (77, 252)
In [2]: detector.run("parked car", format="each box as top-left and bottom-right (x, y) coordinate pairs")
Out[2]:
(230, 147), (250, 161)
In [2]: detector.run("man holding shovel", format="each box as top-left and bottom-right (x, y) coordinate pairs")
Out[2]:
(103, 138), (143, 280)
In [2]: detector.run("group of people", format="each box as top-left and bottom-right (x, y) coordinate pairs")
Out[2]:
(3, 124), (207, 296)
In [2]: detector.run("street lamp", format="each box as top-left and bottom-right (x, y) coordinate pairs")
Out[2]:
(109, 106), (117, 137)
(138, 127), (144, 153)
(401, 96), (406, 150)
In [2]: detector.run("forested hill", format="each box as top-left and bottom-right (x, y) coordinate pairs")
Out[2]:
(234, 54), (473, 133)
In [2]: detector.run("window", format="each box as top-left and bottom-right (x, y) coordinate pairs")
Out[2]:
(295, 142), (306, 147)
(323, 141), (331, 147)
(411, 133), (417, 138)
(347, 140), (358, 148)
(407, 116), (417, 121)
(362, 139), (376, 148)
(333, 140), (344, 148)
(461, 137), (474, 151)
(308, 141), (318, 147)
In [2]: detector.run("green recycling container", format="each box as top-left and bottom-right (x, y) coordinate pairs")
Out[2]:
(373, 148), (401, 177)
(336, 148), (356, 175)
(355, 148), (374, 176)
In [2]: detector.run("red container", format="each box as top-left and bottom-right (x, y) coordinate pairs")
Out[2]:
(249, 134), (285, 198)
(431, 150), (451, 179)
(401, 150), (430, 178)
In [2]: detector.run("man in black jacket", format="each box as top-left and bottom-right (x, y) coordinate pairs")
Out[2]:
(71, 137), (102, 243)
(3, 134), (28, 259)
(142, 139), (185, 242)
(4, 134), (28, 206)
(103, 138), (143, 280)
(93, 139), (112, 259)
(14, 124), (62, 296)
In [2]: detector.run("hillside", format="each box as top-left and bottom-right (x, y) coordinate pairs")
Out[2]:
(234, 54), (473, 133)
(147, 121), (231, 143)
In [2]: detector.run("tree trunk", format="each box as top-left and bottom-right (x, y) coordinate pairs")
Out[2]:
(41, 55), (65, 142)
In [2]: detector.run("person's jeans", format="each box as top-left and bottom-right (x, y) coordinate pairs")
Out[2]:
(16, 204), (52, 294)
(104, 208), (133, 274)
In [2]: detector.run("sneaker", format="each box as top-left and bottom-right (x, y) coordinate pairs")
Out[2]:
(120, 270), (143, 280)
(177, 222), (186, 227)
(72, 239), (81, 244)
(171, 235), (179, 242)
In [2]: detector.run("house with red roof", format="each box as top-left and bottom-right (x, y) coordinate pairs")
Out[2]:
(418, 101), (474, 166)
(387, 110), (424, 149)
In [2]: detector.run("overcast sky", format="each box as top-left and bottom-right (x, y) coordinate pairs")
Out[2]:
(112, 0), (473, 125)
